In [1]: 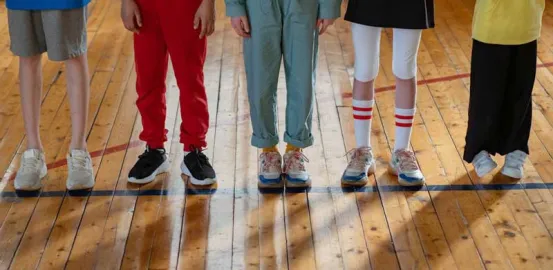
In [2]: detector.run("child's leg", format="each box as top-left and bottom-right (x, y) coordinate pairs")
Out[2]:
(499, 40), (537, 155)
(65, 54), (90, 150)
(19, 55), (43, 150)
(463, 40), (510, 163)
(282, 0), (319, 150)
(8, 10), (47, 150)
(392, 28), (422, 151)
(351, 23), (381, 148)
(388, 28), (426, 185)
(134, 0), (169, 149)
(242, 0), (283, 149)
(41, 8), (90, 150)
(161, 0), (208, 152)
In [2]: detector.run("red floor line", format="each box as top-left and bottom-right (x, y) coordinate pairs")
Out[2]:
(7, 61), (553, 181)
(342, 62), (553, 98)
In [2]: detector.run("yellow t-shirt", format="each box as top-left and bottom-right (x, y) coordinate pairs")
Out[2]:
(472, 0), (545, 45)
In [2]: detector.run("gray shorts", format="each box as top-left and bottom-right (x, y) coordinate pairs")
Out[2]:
(8, 7), (88, 62)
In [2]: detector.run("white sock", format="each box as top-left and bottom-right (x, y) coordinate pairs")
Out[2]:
(394, 108), (415, 151)
(353, 99), (374, 148)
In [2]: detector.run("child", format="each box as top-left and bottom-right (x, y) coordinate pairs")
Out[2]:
(464, 0), (545, 178)
(121, 0), (217, 185)
(7, 0), (95, 191)
(226, 0), (341, 188)
(341, 0), (434, 186)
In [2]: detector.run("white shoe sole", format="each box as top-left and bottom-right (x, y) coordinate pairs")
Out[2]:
(258, 175), (284, 189)
(128, 159), (171, 184)
(15, 163), (48, 191)
(388, 164), (425, 186)
(66, 180), (95, 191)
(285, 176), (311, 188)
(341, 163), (375, 187)
(181, 161), (217, 186)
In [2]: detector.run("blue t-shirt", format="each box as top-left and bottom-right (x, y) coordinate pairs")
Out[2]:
(6, 0), (91, 10)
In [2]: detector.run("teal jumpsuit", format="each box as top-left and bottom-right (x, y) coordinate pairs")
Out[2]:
(226, 0), (341, 148)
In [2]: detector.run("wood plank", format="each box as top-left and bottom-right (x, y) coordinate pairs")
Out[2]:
(203, 18), (239, 270)
(177, 2), (226, 268)
(231, 36), (260, 270)
(318, 32), (373, 269)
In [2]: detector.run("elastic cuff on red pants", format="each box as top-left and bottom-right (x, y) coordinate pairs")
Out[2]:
(146, 142), (165, 149)
(181, 138), (207, 152)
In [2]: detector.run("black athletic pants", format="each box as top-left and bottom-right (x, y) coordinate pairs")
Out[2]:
(463, 39), (537, 163)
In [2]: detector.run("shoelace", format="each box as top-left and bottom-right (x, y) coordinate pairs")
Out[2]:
(189, 146), (210, 169)
(71, 155), (89, 172)
(262, 152), (281, 172)
(137, 147), (165, 167)
(346, 147), (372, 170)
(20, 157), (41, 174)
(284, 151), (309, 172)
(396, 150), (419, 171)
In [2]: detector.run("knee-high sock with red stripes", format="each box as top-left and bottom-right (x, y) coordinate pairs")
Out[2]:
(353, 99), (374, 148)
(394, 108), (416, 151)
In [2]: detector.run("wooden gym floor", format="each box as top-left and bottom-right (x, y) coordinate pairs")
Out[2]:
(2, 0), (553, 269)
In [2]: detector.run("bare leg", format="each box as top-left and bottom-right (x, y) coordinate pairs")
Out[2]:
(352, 79), (375, 101)
(395, 77), (417, 109)
(65, 54), (90, 150)
(19, 55), (43, 150)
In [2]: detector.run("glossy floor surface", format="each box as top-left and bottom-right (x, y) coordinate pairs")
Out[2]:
(2, 0), (553, 269)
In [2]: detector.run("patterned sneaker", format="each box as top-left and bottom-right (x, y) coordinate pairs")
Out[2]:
(181, 148), (217, 186)
(128, 147), (170, 184)
(472, 150), (497, 178)
(15, 149), (47, 191)
(342, 147), (375, 186)
(389, 149), (424, 186)
(67, 150), (95, 190)
(258, 152), (283, 188)
(283, 150), (310, 188)
(501, 150), (526, 179)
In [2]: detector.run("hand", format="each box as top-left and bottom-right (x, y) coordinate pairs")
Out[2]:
(231, 16), (251, 38)
(317, 18), (336, 35)
(194, 0), (216, 39)
(121, 0), (142, 33)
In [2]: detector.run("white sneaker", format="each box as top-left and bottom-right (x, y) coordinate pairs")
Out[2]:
(283, 150), (310, 188)
(67, 150), (95, 190)
(389, 149), (425, 186)
(472, 150), (497, 178)
(342, 147), (375, 186)
(258, 151), (283, 188)
(501, 150), (527, 179)
(15, 149), (47, 191)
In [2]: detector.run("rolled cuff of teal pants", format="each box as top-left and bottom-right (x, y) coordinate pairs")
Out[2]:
(284, 132), (314, 148)
(251, 134), (280, 148)
(226, 3), (247, 17)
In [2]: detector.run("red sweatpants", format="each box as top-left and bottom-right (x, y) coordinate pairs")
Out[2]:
(134, 0), (208, 151)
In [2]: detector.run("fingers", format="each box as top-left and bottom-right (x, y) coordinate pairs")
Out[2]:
(319, 24), (329, 35)
(241, 17), (250, 35)
(194, 14), (200, 30)
(134, 10), (142, 28)
(123, 17), (138, 33)
(231, 18), (249, 37)
(199, 18), (208, 38)
(208, 21), (215, 36)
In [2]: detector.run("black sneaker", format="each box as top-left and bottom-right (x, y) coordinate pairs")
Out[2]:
(128, 147), (170, 184)
(181, 148), (216, 185)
